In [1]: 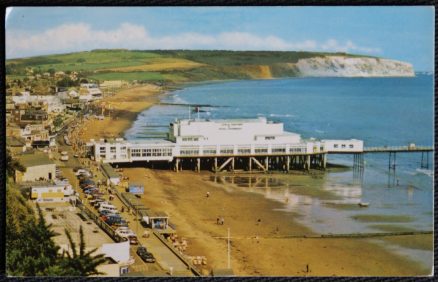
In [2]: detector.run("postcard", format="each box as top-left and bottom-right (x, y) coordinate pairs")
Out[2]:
(5, 6), (434, 277)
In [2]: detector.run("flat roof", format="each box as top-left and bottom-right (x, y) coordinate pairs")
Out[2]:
(17, 152), (55, 168)
(177, 117), (269, 124)
(101, 163), (120, 179)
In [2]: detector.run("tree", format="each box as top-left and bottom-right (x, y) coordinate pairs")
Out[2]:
(56, 77), (78, 88)
(79, 78), (89, 84)
(6, 204), (61, 276)
(60, 226), (107, 276)
(53, 115), (64, 128)
(6, 149), (25, 177)
(47, 68), (56, 76)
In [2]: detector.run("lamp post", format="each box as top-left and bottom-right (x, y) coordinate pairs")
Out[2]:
(227, 227), (231, 269)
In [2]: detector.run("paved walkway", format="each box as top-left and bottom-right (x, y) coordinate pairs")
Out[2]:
(55, 140), (192, 276)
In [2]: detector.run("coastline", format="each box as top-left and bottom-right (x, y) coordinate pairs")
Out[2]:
(77, 81), (432, 276)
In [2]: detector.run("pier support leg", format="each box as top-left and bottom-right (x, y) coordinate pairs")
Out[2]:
(249, 157), (252, 172)
(323, 154), (327, 169)
(307, 155), (311, 170)
(218, 157), (233, 172)
(251, 157), (267, 172)
(286, 156), (290, 172)
(231, 157), (235, 172)
(265, 157), (269, 172)
(214, 157), (218, 172)
(175, 158), (179, 172)
(196, 158), (200, 172)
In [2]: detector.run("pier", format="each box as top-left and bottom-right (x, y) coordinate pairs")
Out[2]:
(86, 117), (433, 173)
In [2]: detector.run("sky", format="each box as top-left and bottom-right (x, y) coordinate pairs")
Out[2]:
(5, 7), (435, 71)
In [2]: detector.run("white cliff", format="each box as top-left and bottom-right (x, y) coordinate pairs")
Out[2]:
(295, 56), (415, 77)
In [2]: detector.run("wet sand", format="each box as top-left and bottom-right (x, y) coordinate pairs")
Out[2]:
(75, 84), (432, 276)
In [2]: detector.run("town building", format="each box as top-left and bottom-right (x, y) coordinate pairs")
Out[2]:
(15, 152), (57, 183)
(6, 136), (27, 155)
(30, 183), (74, 203)
(79, 83), (103, 101)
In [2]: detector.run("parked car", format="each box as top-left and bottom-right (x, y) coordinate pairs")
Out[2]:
(99, 209), (117, 217)
(115, 227), (138, 244)
(136, 246), (155, 263)
(76, 169), (91, 177)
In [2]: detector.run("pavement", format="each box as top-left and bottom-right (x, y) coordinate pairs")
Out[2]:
(54, 137), (192, 276)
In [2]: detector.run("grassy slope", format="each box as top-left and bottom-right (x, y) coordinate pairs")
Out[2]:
(6, 49), (374, 82)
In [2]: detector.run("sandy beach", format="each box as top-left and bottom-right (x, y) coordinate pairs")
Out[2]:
(77, 84), (163, 141)
(75, 84), (432, 276)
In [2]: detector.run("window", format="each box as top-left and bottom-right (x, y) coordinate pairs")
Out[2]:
(255, 148), (268, 154)
(220, 148), (234, 154)
(131, 149), (141, 157)
(265, 136), (275, 140)
(238, 148), (251, 154)
(203, 149), (216, 155)
(341, 144), (346, 148)
(349, 144), (354, 148)
(272, 148), (286, 153)
(334, 144), (338, 148)
(110, 147), (116, 153)
(180, 149), (199, 155)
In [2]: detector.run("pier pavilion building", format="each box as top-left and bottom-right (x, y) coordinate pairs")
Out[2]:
(87, 117), (363, 172)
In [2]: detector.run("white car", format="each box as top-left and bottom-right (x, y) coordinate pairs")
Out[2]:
(60, 151), (69, 161)
(115, 227), (136, 238)
(75, 169), (91, 177)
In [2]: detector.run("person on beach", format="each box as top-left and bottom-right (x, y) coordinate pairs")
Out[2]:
(217, 217), (220, 225)
(206, 191), (210, 198)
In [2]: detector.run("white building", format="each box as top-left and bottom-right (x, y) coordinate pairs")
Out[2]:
(13, 92), (65, 113)
(30, 183), (74, 203)
(89, 118), (364, 164)
(15, 152), (57, 182)
(79, 83), (103, 101)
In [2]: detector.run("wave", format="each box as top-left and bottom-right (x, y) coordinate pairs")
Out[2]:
(269, 113), (296, 118)
(415, 168), (433, 177)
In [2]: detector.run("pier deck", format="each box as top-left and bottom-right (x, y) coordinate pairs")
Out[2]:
(363, 146), (433, 153)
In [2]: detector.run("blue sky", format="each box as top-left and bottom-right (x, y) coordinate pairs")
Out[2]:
(6, 7), (434, 71)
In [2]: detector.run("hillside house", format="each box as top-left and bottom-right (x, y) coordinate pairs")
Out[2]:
(6, 136), (27, 155)
(15, 152), (57, 183)
(79, 83), (103, 101)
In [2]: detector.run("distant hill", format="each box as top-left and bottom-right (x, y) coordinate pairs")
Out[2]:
(6, 49), (414, 83)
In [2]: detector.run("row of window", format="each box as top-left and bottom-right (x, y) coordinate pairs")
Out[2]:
(132, 148), (172, 157)
(182, 137), (199, 142)
(333, 144), (354, 149)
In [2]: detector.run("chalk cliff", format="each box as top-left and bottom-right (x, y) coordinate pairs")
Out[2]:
(295, 56), (415, 77)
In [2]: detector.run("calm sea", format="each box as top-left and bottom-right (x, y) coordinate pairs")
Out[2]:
(125, 75), (434, 264)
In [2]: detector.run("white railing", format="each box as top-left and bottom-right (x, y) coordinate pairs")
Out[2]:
(364, 146), (433, 152)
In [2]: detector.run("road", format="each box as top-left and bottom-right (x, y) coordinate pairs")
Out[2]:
(54, 136), (192, 276)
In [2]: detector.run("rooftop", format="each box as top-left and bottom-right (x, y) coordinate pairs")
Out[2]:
(174, 117), (270, 124)
(101, 163), (120, 179)
(17, 152), (55, 168)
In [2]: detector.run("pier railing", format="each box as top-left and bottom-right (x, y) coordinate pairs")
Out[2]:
(364, 146), (433, 153)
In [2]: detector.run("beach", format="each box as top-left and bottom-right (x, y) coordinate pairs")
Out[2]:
(76, 83), (432, 276)
(77, 84), (163, 141)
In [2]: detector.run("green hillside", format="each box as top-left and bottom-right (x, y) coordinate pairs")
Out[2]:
(6, 49), (374, 83)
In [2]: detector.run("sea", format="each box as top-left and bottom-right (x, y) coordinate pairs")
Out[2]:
(125, 74), (434, 267)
